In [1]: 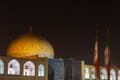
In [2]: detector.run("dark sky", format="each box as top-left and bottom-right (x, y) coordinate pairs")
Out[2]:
(0, 1), (120, 67)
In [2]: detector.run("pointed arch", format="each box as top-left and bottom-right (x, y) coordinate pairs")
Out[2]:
(0, 59), (4, 74)
(101, 68), (107, 79)
(118, 70), (120, 80)
(8, 59), (20, 75)
(110, 69), (116, 80)
(23, 61), (35, 76)
(91, 68), (96, 80)
(84, 67), (90, 79)
(38, 64), (45, 77)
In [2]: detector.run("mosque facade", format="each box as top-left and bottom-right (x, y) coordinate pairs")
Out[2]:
(0, 31), (120, 80)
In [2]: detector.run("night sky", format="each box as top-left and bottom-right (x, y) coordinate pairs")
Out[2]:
(0, 1), (120, 67)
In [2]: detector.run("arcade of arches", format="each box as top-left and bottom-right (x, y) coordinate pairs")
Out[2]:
(84, 65), (120, 80)
(0, 56), (48, 80)
(1, 59), (45, 77)
(1, 57), (120, 80)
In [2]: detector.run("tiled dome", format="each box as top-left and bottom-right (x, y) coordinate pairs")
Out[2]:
(7, 32), (54, 59)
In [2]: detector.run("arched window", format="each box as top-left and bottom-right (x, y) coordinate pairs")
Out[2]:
(8, 59), (20, 75)
(110, 69), (116, 80)
(84, 67), (89, 79)
(101, 68), (107, 80)
(23, 61), (35, 76)
(0, 59), (4, 74)
(38, 64), (45, 77)
(91, 68), (96, 80)
(118, 70), (120, 80)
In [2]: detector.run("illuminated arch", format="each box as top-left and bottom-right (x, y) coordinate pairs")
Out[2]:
(8, 59), (20, 75)
(38, 64), (45, 77)
(23, 61), (35, 76)
(101, 68), (107, 79)
(84, 67), (90, 79)
(91, 68), (96, 80)
(110, 69), (116, 80)
(0, 59), (4, 74)
(118, 70), (120, 80)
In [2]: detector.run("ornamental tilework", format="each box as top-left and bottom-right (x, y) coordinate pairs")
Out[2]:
(48, 59), (64, 80)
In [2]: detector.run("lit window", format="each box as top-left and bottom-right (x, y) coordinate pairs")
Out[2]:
(38, 64), (45, 77)
(91, 68), (96, 79)
(101, 68), (107, 79)
(8, 59), (20, 75)
(85, 67), (89, 79)
(118, 70), (120, 80)
(110, 69), (116, 80)
(23, 61), (35, 76)
(0, 59), (4, 74)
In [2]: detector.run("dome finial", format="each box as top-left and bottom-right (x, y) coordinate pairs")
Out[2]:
(29, 24), (32, 32)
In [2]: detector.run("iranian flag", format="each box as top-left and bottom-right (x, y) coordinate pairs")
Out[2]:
(94, 40), (99, 79)
(104, 28), (110, 80)
(104, 45), (109, 68)
(104, 42), (110, 80)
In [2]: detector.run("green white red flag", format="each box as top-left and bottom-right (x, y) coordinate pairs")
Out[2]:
(94, 40), (99, 79)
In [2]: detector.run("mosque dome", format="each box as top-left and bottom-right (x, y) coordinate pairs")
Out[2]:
(7, 32), (54, 59)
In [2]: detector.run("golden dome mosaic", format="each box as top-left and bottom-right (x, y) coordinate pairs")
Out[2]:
(7, 32), (54, 59)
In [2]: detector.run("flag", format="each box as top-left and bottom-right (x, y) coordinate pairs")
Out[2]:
(94, 40), (99, 79)
(94, 25), (99, 79)
(104, 35), (110, 80)
(104, 44), (110, 80)
(104, 45), (109, 68)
